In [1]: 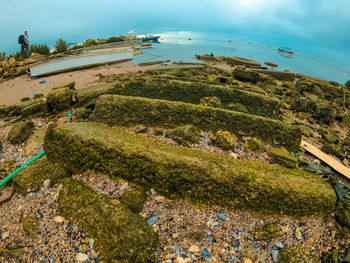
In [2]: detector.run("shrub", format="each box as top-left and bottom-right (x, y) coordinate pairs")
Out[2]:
(55, 39), (67, 53)
(30, 44), (50, 55)
(106, 36), (125, 43)
(83, 39), (97, 47)
(0, 52), (6, 62)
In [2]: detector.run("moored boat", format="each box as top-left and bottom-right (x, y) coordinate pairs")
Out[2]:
(142, 35), (160, 41)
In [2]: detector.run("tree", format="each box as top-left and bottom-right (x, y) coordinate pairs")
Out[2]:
(55, 39), (67, 53)
(31, 44), (50, 55)
(0, 52), (6, 62)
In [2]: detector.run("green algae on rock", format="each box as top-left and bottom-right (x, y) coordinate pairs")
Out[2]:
(252, 223), (282, 241)
(167, 125), (200, 146)
(13, 159), (70, 195)
(7, 120), (34, 144)
(278, 245), (320, 263)
(245, 138), (264, 152)
(120, 187), (147, 213)
(46, 87), (73, 112)
(22, 216), (39, 237)
(199, 96), (222, 108)
(21, 99), (48, 118)
(45, 122), (336, 217)
(90, 95), (301, 151)
(211, 130), (237, 150)
(267, 147), (298, 168)
(59, 178), (158, 262)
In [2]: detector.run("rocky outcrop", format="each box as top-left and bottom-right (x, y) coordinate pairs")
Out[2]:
(7, 121), (34, 144)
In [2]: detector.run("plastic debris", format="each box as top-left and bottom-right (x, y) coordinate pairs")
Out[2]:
(39, 80), (47, 84)
(219, 213), (227, 220)
(275, 241), (284, 248)
(202, 248), (210, 258)
(147, 215), (158, 226)
(271, 250), (279, 262)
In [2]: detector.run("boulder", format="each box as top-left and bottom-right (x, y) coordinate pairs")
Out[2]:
(120, 187), (147, 213)
(59, 178), (158, 262)
(21, 99), (48, 117)
(167, 125), (200, 146)
(46, 87), (73, 112)
(267, 147), (298, 168)
(211, 130), (237, 150)
(233, 68), (260, 83)
(7, 121), (34, 144)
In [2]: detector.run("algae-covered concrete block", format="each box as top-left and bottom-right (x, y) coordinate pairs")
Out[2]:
(7, 120), (34, 144)
(90, 95), (301, 151)
(45, 122), (336, 217)
(21, 99), (48, 117)
(46, 87), (73, 112)
(13, 159), (70, 195)
(59, 178), (158, 262)
(267, 147), (298, 168)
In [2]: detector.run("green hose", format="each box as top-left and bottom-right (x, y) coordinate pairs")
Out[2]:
(0, 150), (45, 188)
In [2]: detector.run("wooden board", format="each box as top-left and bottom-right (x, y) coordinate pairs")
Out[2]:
(300, 140), (350, 180)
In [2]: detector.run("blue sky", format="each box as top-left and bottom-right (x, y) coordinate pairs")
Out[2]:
(1, 0), (349, 58)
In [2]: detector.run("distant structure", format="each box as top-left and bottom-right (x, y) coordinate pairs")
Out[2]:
(127, 30), (137, 40)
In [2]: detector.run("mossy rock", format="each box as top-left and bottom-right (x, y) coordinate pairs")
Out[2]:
(337, 200), (350, 231)
(46, 87), (73, 112)
(341, 114), (350, 128)
(13, 159), (70, 195)
(90, 95), (301, 151)
(233, 68), (260, 83)
(185, 230), (205, 241)
(321, 143), (344, 157)
(279, 245), (319, 263)
(318, 128), (339, 144)
(314, 102), (336, 124)
(59, 178), (158, 262)
(245, 138), (264, 152)
(21, 99), (48, 117)
(267, 147), (298, 168)
(167, 125), (200, 146)
(44, 122), (336, 217)
(252, 223), (282, 241)
(120, 187), (147, 213)
(22, 216), (39, 237)
(0, 161), (19, 181)
(211, 130), (237, 150)
(75, 83), (120, 107)
(199, 96), (222, 108)
(153, 127), (164, 136)
(342, 137), (350, 155)
(53, 81), (75, 90)
(7, 120), (34, 144)
(226, 103), (248, 113)
(33, 93), (44, 100)
(299, 125), (313, 137)
(72, 107), (92, 120)
(20, 97), (30, 102)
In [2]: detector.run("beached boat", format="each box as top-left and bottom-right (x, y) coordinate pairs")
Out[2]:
(142, 35), (160, 41)
(278, 47), (294, 55)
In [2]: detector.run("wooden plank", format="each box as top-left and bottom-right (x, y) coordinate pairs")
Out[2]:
(300, 140), (350, 180)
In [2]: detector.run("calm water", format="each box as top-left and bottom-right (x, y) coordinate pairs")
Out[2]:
(133, 32), (350, 84)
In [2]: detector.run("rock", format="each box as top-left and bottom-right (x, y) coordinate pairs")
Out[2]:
(245, 138), (264, 152)
(90, 250), (98, 259)
(120, 187), (147, 213)
(175, 257), (185, 263)
(295, 228), (303, 240)
(8, 57), (16, 68)
(243, 258), (253, 263)
(267, 147), (298, 168)
(253, 223), (282, 241)
(211, 130), (237, 150)
(22, 216), (39, 237)
(188, 245), (200, 253)
(275, 241), (284, 249)
(154, 127), (164, 136)
(167, 125), (200, 146)
(199, 96), (222, 108)
(53, 216), (64, 223)
(76, 253), (89, 262)
(172, 233), (180, 238)
(53, 82), (76, 90)
(2, 231), (9, 239)
(233, 68), (260, 83)
(135, 124), (148, 134)
(43, 179), (51, 188)
(0, 188), (14, 204)
(271, 250), (279, 262)
(229, 152), (238, 158)
(147, 215), (158, 226)
(46, 87), (74, 112)
(21, 99), (48, 117)
(24, 127), (47, 155)
(7, 121), (34, 144)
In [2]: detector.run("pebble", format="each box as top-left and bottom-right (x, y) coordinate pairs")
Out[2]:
(147, 215), (158, 226)
(271, 250), (279, 262)
(91, 250), (98, 259)
(188, 245), (200, 253)
(275, 241), (284, 248)
(172, 233), (180, 238)
(175, 256), (185, 263)
(202, 248), (210, 258)
(43, 179), (51, 188)
(295, 228), (303, 240)
(76, 252), (89, 262)
(53, 216), (64, 223)
(243, 258), (253, 263)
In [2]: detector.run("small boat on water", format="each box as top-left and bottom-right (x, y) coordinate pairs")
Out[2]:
(142, 35), (160, 41)
(278, 47), (294, 55)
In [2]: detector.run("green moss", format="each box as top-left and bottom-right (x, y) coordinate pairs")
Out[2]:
(7, 121), (34, 144)
(233, 68), (260, 83)
(21, 99), (48, 117)
(321, 143), (344, 157)
(167, 125), (200, 146)
(185, 231), (205, 241)
(13, 159), (70, 195)
(90, 95), (301, 151)
(208, 74), (217, 83)
(22, 216), (39, 237)
(211, 130), (237, 150)
(279, 245), (320, 263)
(153, 127), (164, 136)
(253, 223), (282, 241)
(0, 100), (41, 118)
(53, 81), (75, 90)
(199, 96), (222, 108)
(46, 87), (73, 112)
(72, 107), (92, 120)
(300, 125), (313, 137)
(113, 77), (280, 118)
(75, 83), (120, 107)
(44, 122), (336, 217)
(226, 102), (249, 113)
(120, 187), (147, 213)
(267, 147), (298, 168)
(246, 138), (264, 152)
(59, 178), (158, 262)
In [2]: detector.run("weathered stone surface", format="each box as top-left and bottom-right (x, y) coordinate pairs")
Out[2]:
(59, 178), (158, 262)
(7, 121), (34, 144)
(267, 147), (298, 168)
(211, 130), (237, 150)
(167, 125), (200, 146)
(46, 87), (73, 112)
(233, 68), (260, 83)
(120, 188), (147, 213)
(252, 69), (296, 82)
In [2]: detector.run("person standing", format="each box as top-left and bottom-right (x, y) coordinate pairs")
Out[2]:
(20, 31), (30, 58)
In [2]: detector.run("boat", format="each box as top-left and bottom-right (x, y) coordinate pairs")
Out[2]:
(278, 47), (294, 55)
(142, 35), (160, 42)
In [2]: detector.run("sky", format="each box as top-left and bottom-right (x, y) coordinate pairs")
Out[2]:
(1, 0), (350, 61)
